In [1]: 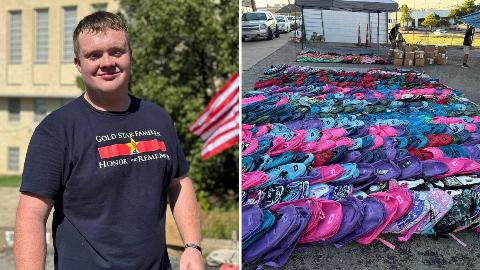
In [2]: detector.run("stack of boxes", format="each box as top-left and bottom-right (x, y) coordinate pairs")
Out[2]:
(436, 46), (448, 65)
(425, 45), (436, 65)
(404, 45), (415, 66)
(391, 44), (448, 66)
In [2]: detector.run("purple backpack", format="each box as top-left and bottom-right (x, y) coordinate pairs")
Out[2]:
(242, 204), (264, 241)
(334, 196), (386, 247)
(261, 206), (311, 268)
(242, 205), (306, 264)
(323, 196), (365, 246)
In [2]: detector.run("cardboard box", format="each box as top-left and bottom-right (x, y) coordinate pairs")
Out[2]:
(404, 44), (415, 52)
(393, 58), (404, 65)
(393, 49), (404, 59)
(404, 52), (415, 60)
(415, 50), (425, 59)
(404, 59), (414, 66)
(426, 51), (436, 59)
(426, 58), (435, 65)
(436, 57), (448, 65)
(389, 49), (394, 57)
(415, 58), (425, 67)
(436, 45), (447, 53)
(425, 45), (436, 52)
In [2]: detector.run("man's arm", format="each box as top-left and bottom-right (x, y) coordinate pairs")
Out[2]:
(168, 176), (204, 270)
(14, 192), (53, 270)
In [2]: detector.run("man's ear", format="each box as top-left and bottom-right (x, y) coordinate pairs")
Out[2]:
(74, 57), (82, 73)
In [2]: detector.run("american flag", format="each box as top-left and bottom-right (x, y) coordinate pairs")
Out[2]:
(190, 72), (239, 159)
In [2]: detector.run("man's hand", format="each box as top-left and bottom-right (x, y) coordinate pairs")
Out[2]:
(168, 176), (204, 270)
(179, 247), (205, 270)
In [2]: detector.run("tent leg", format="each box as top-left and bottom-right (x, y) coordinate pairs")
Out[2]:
(377, 12), (380, 55)
(321, 10), (325, 41)
(301, 6), (305, 50)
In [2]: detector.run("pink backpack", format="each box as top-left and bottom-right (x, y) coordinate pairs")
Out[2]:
(242, 171), (268, 191)
(270, 198), (343, 244)
(298, 199), (343, 244)
(356, 192), (398, 248)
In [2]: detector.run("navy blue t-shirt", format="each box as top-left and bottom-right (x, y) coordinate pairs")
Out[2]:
(21, 94), (189, 270)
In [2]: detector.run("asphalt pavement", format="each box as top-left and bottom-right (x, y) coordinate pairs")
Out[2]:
(242, 32), (292, 70)
(242, 40), (480, 269)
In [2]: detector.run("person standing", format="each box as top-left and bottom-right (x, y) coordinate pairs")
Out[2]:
(462, 25), (475, 68)
(389, 23), (400, 49)
(14, 11), (204, 270)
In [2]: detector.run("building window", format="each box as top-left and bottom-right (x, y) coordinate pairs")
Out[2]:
(9, 11), (22, 64)
(91, 3), (108, 13)
(63, 7), (77, 61)
(34, 99), (47, 122)
(7, 147), (20, 172)
(35, 9), (49, 63)
(8, 99), (20, 121)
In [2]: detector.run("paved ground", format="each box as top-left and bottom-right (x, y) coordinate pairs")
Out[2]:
(242, 40), (480, 269)
(242, 33), (292, 70)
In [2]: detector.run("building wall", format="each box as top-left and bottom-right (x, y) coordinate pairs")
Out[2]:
(0, 0), (119, 175)
(304, 9), (389, 44)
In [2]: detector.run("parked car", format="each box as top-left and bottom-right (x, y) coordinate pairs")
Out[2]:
(287, 16), (297, 30)
(242, 11), (280, 41)
(434, 29), (448, 36)
(275, 15), (291, 33)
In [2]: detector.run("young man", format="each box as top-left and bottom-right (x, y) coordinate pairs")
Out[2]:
(14, 12), (204, 270)
(462, 25), (475, 68)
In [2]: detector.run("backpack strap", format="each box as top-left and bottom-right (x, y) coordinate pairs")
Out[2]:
(448, 233), (467, 247)
(398, 214), (429, 242)
(376, 237), (396, 250)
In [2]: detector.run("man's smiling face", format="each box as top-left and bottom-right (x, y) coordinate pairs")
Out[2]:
(74, 29), (131, 94)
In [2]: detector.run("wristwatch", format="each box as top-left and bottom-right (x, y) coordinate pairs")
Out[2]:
(184, 243), (202, 254)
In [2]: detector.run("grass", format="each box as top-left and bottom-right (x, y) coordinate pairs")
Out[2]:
(402, 31), (480, 47)
(200, 205), (239, 240)
(0, 175), (21, 187)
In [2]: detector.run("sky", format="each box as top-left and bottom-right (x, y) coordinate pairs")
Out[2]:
(254, 0), (480, 9)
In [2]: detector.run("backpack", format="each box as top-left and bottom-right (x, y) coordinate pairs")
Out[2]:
(356, 192), (399, 249)
(242, 205), (305, 264)
(385, 190), (431, 236)
(334, 196), (386, 247)
(323, 196), (365, 246)
(453, 189), (480, 232)
(434, 191), (473, 235)
(242, 207), (276, 250)
(418, 188), (454, 235)
(260, 206), (311, 268)
(298, 199), (343, 243)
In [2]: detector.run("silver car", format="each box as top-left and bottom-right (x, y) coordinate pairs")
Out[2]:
(242, 11), (280, 41)
(276, 15), (291, 33)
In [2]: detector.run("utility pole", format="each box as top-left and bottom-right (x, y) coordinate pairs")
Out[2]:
(251, 0), (256, 11)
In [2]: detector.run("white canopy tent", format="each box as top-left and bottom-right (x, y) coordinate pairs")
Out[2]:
(295, 0), (399, 51)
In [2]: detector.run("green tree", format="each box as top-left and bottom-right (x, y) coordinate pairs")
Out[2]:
(422, 13), (441, 28)
(448, 0), (480, 23)
(399, 4), (413, 27)
(119, 0), (239, 207)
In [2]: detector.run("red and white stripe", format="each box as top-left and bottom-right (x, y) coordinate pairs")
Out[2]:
(190, 72), (239, 159)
